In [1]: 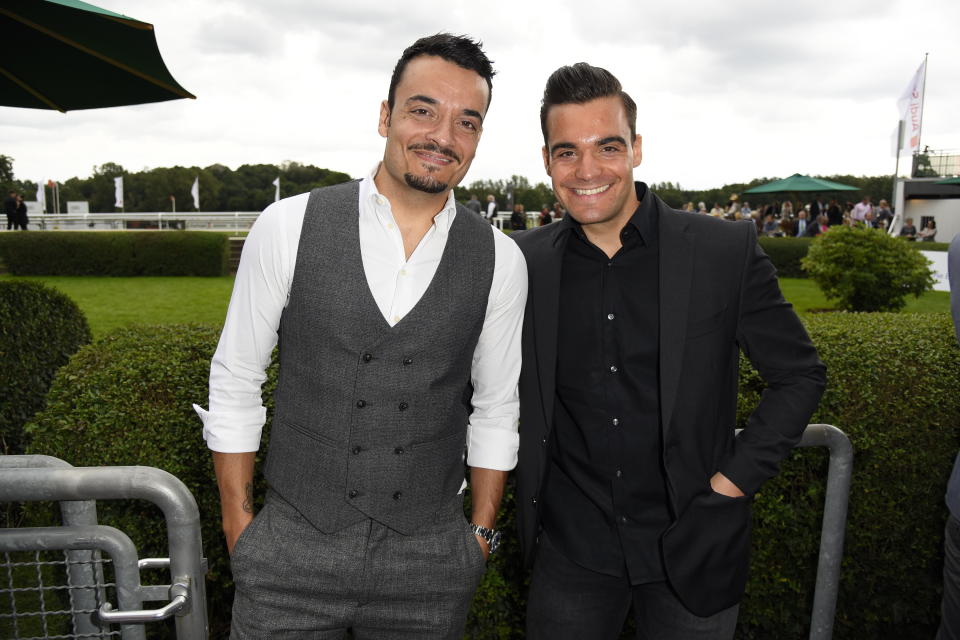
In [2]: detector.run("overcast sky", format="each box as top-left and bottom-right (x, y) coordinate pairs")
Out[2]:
(4, 0), (959, 194)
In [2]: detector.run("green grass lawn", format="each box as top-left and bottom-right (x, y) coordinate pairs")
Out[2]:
(1, 275), (950, 338)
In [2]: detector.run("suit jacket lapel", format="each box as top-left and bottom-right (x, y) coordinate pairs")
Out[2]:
(531, 225), (568, 432)
(657, 198), (694, 433)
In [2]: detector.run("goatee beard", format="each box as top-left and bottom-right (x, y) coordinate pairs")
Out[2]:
(404, 173), (448, 194)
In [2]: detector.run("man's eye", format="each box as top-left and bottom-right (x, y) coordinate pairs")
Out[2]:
(460, 120), (478, 130)
(411, 108), (430, 115)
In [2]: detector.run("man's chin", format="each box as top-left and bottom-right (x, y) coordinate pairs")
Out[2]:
(404, 173), (449, 195)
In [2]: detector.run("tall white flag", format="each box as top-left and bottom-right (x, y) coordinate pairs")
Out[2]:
(114, 176), (124, 208)
(191, 177), (200, 210)
(273, 176), (280, 202)
(896, 59), (926, 157)
(36, 179), (46, 213)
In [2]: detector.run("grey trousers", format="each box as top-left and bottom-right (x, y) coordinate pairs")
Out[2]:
(229, 492), (487, 639)
(938, 514), (960, 639)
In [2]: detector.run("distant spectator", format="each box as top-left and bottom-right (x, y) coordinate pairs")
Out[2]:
(862, 211), (877, 229)
(697, 201), (707, 214)
(808, 214), (829, 237)
(510, 203), (526, 231)
(551, 201), (565, 220)
(14, 194), (27, 230)
(876, 199), (893, 230)
(918, 219), (937, 242)
(682, 202), (694, 212)
(466, 193), (482, 215)
(4, 190), (17, 230)
(900, 217), (918, 240)
(741, 201), (752, 218)
(810, 194), (824, 220)
(794, 210), (810, 237)
(485, 194), (498, 223)
(709, 203), (724, 217)
(781, 200), (794, 219)
(851, 195), (872, 223)
(762, 213), (780, 237)
(779, 215), (794, 237)
(826, 198), (843, 226)
(538, 205), (552, 226)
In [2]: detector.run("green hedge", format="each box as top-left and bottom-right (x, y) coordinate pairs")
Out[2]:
(758, 237), (812, 278)
(0, 232), (230, 276)
(23, 313), (960, 638)
(0, 281), (90, 456)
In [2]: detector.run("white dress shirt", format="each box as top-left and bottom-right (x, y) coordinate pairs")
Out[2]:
(195, 166), (527, 472)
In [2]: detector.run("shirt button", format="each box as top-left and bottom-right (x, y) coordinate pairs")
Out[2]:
(607, 313), (615, 320)
(393, 491), (403, 501)
(616, 469), (622, 478)
(620, 515), (627, 524)
(356, 400), (366, 408)
(387, 222), (394, 229)
(531, 496), (537, 506)
(541, 437), (547, 445)
(398, 402), (408, 411)
(394, 447), (404, 455)
(362, 353), (372, 362)
(348, 490), (358, 499)
(392, 315), (400, 323)
(609, 365), (618, 373)
(352, 446), (361, 455)
(376, 195), (386, 205)
(399, 269), (407, 276)
(403, 357), (413, 366)
(612, 418), (620, 426)
(607, 261), (613, 267)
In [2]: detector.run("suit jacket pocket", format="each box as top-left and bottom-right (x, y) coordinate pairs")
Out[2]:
(661, 490), (751, 617)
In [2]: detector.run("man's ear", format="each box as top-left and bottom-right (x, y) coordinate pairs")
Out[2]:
(632, 134), (643, 168)
(378, 100), (391, 138)
(542, 145), (551, 177)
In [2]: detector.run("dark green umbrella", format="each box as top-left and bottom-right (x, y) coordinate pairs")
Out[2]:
(935, 177), (960, 185)
(0, 0), (195, 112)
(744, 173), (859, 194)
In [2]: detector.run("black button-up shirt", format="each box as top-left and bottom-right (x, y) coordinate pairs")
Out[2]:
(540, 182), (671, 584)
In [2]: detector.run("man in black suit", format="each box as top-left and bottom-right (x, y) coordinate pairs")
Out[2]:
(511, 63), (826, 639)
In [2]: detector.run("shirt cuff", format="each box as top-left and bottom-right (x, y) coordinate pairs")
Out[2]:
(465, 423), (519, 471)
(193, 404), (266, 453)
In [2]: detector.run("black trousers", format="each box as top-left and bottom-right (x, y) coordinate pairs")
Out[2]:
(526, 532), (739, 640)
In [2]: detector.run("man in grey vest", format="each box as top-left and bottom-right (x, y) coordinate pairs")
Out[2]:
(195, 34), (527, 639)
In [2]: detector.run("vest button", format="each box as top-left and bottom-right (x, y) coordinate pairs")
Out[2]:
(393, 491), (402, 501)
(356, 400), (366, 408)
(363, 353), (372, 362)
(403, 357), (413, 365)
(394, 447), (404, 455)
(352, 446), (361, 455)
(398, 402), (408, 411)
(348, 490), (358, 499)
(531, 496), (537, 505)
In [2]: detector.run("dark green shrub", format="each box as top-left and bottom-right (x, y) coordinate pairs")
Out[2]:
(24, 325), (275, 638)
(22, 314), (960, 639)
(0, 281), (90, 455)
(0, 232), (230, 276)
(758, 236), (812, 278)
(802, 226), (935, 311)
(736, 312), (960, 638)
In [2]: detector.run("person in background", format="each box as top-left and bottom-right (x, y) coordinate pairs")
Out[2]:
(876, 199), (893, 230)
(511, 203), (527, 230)
(539, 205), (553, 226)
(4, 190), (17, 230)
(937, 232), (960, 640)
(919, 220), (938, 242)
(900, 217), (918, 240)
(826, 198), (843, 226)
(551, 201), (565, 220)
(794, 210), (809, 237)
(13, 193), (28, 230)
(486, 194), (498, 224)
(466, 193), (483, 215)
(850, 195), (872, 223)
(780, 200), (794, 219)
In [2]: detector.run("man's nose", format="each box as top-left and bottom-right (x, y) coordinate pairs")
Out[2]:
(574, 153), (599, 181)
(426, 116), (456, 149)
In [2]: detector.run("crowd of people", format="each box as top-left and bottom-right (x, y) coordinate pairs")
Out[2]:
(682, 193), (937, 241)
(466, 193), (567, 230)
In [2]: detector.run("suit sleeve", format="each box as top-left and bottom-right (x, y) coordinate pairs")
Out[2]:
(719, 223), (827, 495)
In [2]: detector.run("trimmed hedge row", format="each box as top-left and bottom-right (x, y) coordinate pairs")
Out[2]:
(0, 281), (90, 456)
(0, 231), (230, 276)
(24, 313), (960, 638)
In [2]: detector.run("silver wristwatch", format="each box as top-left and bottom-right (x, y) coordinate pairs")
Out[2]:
(469, 523), (502, 554)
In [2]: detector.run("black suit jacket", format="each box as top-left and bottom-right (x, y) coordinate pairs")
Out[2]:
(511, 193), (826, 616)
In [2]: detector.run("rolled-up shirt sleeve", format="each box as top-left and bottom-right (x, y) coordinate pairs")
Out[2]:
(194, 194), (305, 452)
(465, 228), (528, 471)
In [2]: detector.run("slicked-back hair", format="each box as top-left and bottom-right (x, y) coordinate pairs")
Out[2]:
(387, 33), (495, 112)
(540, 62), (637, 146)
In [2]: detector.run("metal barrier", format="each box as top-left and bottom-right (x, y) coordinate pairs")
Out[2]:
(795, 424), (853, 640)
(0, 457), (208, 640)
(737, 424), (852, 640)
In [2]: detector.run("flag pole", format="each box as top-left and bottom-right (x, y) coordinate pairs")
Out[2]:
(916, 53), (928, 153)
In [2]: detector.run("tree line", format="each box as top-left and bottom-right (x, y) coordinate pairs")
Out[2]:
(2, 154), (893, 214)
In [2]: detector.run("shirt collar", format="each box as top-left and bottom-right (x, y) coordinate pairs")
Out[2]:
(556, 182), (657, 247)
(360, 163), (457, 233)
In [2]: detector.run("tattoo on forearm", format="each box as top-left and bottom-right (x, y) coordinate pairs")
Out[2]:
(242, 482), (254, 514)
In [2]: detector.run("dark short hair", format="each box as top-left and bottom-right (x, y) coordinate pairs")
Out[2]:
(540, 62), (636, 146)
(387, 33), (495, 112)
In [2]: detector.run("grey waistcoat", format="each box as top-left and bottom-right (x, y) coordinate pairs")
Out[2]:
(264, 180), (496, 534)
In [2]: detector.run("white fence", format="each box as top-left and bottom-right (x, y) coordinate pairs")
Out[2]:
(7, 212), (262, 233)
